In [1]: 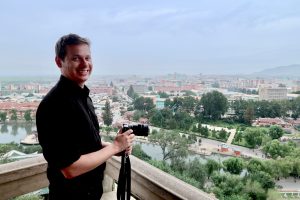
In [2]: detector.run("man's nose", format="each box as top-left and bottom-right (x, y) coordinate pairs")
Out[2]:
(81, 59), (90, 66)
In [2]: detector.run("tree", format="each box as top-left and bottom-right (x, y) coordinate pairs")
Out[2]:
(144, 97), (155, 111)
(262, 140), (294, 159)
(187, 134), (197, 144)
(174, 111), (194, 130)
(243, 128), (263, 148)
(268, 125), (284, 140)
(158, 91), (169, 98)
(133, 97), (155, 111)
(243, 105), (254, 125)
(278, 158), (293, 178)
(149, 110), (164, 127)
(133, 110), (147, 121)
(246, 158), (266, 174)
(263, 160), (278, 180)
(224, 194), (249, 200)
(231, 99), (247, 123)
(181, 96), (197, 114)
(222, 157), (244, 175)
(149, 108), (173, 129)
(112, 96), (118, 102)
(290, 157), (300, 178)
(205, 159), (220, 179)
(291, 97), (300, 119)
(234, 131), (243, 144)
(10, 109), (18, 121)
(200, 91), (228, 120)
(165, 118), (177, 129)
(0, 112), (7, 122)
(182, 90), (197, 96)
(102, 100), (113, 126)
(186, 159), (207, 188)
(199, 125), (209, 138)
(164, 98), (173, 109)
(127, 106), (134, 111)
(127, 85), (135, 99)
(218, 129), (228, 140)
(103, 126), (113, 135)
(211, 173), (244, 198)
(243, 180), (266, 200)
(254, 100), (285, 118)
(24, 110), (32, 121)
(248, 171), (275, 190)
(160, 108), (173, 119)
(149, 130), (188, 161)
(267, 190), (282, 200)
(170, 158), (186, 174)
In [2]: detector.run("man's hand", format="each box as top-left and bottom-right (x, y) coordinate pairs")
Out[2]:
(113, 128), (135, 156)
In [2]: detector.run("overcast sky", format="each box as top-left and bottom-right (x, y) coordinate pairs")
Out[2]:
(0, 0), (300, 76)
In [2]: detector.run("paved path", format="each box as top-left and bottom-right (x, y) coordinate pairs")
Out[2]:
(226, 130), (236, 144)
(201, 124), (236, 144)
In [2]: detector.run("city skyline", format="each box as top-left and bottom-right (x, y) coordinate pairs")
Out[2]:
(0, 0), (300, 76)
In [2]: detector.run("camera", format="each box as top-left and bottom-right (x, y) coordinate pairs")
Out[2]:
(122, 123), (149, 136)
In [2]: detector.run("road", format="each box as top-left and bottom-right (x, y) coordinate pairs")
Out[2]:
(199, 137), (265, 159)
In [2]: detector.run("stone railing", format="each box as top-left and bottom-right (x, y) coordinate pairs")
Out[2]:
(0, 155), (216, 200)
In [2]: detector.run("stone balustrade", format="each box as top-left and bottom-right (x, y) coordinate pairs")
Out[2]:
(0, 155), (216, 200)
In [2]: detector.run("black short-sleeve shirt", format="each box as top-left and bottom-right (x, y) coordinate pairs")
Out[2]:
(36, 75), (105, 200)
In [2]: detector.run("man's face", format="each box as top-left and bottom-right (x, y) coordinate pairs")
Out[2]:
(56, 44), (93, 87)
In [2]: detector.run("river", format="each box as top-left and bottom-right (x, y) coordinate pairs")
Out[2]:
(0, 122), (35, 144)
(0, 123), (230, 163)
(135, 141), (230, 163)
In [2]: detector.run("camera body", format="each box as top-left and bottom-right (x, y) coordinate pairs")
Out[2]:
(122, 123), (149, 136)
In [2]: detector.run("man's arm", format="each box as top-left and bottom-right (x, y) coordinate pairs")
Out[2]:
(61, 129), (134, 179)
(101, 141), (111, 148)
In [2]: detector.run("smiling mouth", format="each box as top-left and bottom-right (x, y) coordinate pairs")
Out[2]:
(78, 69), (90, 73)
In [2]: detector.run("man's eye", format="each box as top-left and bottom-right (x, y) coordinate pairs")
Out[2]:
(72, 57), (79, 61)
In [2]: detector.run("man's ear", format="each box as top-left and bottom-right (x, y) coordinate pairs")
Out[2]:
(55, 56), (62, 68)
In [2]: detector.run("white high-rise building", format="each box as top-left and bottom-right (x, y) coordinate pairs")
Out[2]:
(259, 85), (287, 101)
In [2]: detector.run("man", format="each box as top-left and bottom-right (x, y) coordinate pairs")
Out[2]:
(36, 33), (135, 200)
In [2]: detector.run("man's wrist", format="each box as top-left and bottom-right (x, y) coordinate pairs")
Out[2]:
(102, 141), (111, 147)
(110, 143), (122, 155)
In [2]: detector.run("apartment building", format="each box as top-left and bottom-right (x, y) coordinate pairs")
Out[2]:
(258, 85), (287, 101)
(131, 84), (147, 94)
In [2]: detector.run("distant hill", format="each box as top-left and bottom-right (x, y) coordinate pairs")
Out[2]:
(252, 64), (300, 77)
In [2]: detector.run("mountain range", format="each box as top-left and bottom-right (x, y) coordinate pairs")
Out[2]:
(251, 64), (300, 77)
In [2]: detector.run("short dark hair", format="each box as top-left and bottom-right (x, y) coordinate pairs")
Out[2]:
(55, 33), (90, 60)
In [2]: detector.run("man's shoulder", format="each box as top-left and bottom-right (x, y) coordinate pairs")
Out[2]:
(40, 85), (60, 103)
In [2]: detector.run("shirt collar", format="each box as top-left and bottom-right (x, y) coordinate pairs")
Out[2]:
(59, 75), (90, 97)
